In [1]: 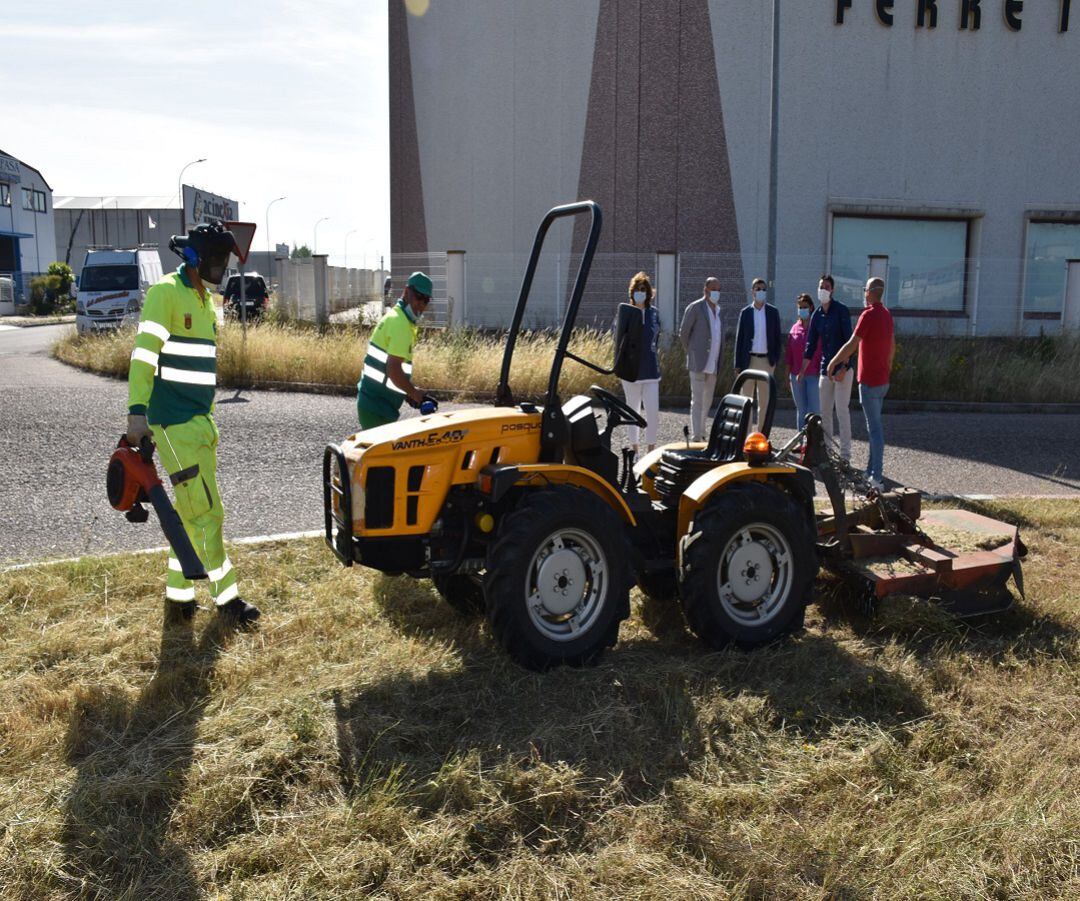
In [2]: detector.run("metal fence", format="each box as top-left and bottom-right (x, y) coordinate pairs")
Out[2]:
(392, 252), (448, 327)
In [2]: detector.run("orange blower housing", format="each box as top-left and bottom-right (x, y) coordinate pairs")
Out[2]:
(107, 436), (208, 581)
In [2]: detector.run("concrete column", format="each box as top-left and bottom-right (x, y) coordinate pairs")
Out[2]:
(447, 250), (466, 328)
(312, 254), (329, 326)
(656, 252), (677, 347)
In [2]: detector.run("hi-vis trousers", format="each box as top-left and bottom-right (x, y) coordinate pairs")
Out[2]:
(150, 414), (238, 606)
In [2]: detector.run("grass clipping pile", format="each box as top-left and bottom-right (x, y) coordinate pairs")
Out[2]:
(1, 499), (1077, 898)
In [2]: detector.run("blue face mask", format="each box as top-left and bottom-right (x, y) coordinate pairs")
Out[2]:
(798, 307), (810, 320)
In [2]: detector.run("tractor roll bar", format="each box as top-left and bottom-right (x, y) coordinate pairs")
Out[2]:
(732, 369), (778, 438)
(496, 200), (603, 407)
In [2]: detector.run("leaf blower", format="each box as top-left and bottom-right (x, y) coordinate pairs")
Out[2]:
(106, 436), (208, 580)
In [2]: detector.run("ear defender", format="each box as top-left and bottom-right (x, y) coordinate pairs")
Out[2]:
(183, 246), (199, 267)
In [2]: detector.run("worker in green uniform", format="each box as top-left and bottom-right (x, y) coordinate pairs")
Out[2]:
(126, 220), (260, 626)
(356, 270), (440, 429)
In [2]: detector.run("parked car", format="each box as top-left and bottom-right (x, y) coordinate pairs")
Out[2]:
(75, 248), (163, 334)
(223, 273), (269, 321)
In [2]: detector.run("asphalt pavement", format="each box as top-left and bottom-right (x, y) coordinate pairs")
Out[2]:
(0, 324), (1077, 566)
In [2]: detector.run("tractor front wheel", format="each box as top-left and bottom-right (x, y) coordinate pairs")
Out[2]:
(679, 482), (816, 650)
(432, 573), (485, 616)
(484, 487), (632, 670)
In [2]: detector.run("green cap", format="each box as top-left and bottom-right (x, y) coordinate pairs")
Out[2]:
(407, 271), (433, 297)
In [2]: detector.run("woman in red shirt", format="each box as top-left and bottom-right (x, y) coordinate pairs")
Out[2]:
(785, 293), (821, 429)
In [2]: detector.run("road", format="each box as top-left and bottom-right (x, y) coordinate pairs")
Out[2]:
(0, 324), (1077, 566)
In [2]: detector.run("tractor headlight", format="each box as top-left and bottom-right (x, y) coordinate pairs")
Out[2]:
(126, 298), (141, 313)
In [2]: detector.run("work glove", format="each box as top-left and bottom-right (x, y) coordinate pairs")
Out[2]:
(126, 413), (150, 447)
(419, 395), (439, 415)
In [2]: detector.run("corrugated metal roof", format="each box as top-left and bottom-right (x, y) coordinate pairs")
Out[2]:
(53, 195), (178, 210)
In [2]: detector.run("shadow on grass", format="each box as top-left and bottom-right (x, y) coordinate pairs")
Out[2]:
(338, 575), (927, 807)
(60, 607), (235, 900)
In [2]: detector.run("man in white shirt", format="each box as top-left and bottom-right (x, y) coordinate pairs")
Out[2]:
(679, 277), (724, 441)
(734, 278), (782, 431)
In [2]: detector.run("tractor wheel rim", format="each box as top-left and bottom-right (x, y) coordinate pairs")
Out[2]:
(525, 527), (607, 642)
(716, 523), (793, 626)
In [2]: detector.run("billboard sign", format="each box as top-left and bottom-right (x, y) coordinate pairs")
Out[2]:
(0, 153), (21, 184)
(182, 184), (238, 225)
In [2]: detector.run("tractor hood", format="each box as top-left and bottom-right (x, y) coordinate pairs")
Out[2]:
(339, 406), (545, 537)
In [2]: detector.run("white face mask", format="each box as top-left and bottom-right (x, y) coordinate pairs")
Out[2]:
(818, 287), (831, 304)
(753, 290), (766, 304)
(632, 291), (647, 305)
(708, 290), (720, 303)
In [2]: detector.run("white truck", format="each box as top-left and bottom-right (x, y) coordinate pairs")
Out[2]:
(75, 248), (163, 334)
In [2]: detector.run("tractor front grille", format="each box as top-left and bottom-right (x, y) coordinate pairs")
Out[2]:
(365, 467), (395, 529)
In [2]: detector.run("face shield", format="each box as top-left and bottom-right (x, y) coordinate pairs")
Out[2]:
(168, 221), (239, 286)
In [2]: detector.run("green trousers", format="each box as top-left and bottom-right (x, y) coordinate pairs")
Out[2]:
(151, 414), (238, 607)
(357, 399), (399, 430)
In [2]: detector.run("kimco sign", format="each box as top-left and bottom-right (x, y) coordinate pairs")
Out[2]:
(835, 0), (1072, 31)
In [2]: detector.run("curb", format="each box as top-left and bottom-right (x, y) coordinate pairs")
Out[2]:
(2, 316), (75, 328)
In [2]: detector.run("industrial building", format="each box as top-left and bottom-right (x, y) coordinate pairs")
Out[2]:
(389, 1), (1080, 335)
(0, 149), (56, 313)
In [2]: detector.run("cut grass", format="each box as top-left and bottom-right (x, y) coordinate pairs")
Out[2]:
(51, 323), (1080, 404)
(1, 498), (1077, 898)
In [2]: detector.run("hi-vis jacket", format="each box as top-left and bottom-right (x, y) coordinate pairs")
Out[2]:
(357, 300), (419, 419)
(128, 267), (217, 426)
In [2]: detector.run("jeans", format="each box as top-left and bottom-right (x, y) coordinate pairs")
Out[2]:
(789, 373), (820, 430)
(689, 371), (718, 441)
(818, 368), (853, 459)
(859, 382), (889, 482)
(621, 378), (660, 447)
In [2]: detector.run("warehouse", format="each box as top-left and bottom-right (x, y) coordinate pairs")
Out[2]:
(389, 0), (1080, 335)
(0, 149), (56, 313)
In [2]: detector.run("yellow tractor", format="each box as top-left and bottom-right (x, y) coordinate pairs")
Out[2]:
(323, 201), (821, 669)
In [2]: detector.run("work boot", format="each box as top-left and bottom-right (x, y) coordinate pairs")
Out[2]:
(218, 597), (261, 628)
(166, 600), (198, 625)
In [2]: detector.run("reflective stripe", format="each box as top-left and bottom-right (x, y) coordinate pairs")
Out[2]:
(207, 558), (233, 583)
(162, 340), (216, 358)
(131, 347), (159, 368)
(362, 364), (385, 383)
(385, 379), (406, 395)
(367, 345), (389, 363)
(402, 361), (413, 375)
(160, 366), (216, 386)
(215, 582), (239, 605)
(168, 556), (184, 572)
(166, 585), (196, 601)
(138, 320), (170, 343)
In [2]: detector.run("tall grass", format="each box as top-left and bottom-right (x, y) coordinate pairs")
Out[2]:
(1, 498), (1077, 897)
(52, 322), (1080, 403)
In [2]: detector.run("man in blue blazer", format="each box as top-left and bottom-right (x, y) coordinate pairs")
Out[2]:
(734, 277), (782, 430)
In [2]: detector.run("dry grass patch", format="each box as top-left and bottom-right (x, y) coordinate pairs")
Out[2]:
(53, 322), (1080, 404)
(1, 499), (1078, 898)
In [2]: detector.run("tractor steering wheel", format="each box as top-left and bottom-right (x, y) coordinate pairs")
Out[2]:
(589, 385), (647, 446)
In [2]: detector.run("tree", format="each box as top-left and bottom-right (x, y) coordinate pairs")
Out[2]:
(291, 244), (312, 260)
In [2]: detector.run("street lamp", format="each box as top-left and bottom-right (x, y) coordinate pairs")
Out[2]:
(177, 157), (207, 232)
(313, 217), (330, 255)
(265, 195), (286, 288)
(344, 229), (357, 268)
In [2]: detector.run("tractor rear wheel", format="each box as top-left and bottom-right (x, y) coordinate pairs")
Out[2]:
(679, 482), (816, 650)
(484, 487), (632, 670)
(432, 573), (485, 616)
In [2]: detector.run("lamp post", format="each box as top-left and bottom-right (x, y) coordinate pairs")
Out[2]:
(177, 157), (207, 232)
(313, 217), (330, 255)
(265, 195), (286, 290)
(344, 229), (357, 268)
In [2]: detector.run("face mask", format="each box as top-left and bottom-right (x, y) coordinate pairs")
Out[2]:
(798, 307), (810, 320)
(818, 288), (831, 304)
(708, 290), (720, 303)
(753, 290), (766, 304)
(632, 291), (647, 305)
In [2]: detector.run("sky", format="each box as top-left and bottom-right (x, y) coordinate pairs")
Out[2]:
(0, 0), (390, 269)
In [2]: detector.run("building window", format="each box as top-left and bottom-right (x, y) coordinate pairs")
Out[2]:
(831, 216), (968, 313)
(21, 188), (46, 213)
(1024, 221), (1080, 317)
(0, 183), (10, 207)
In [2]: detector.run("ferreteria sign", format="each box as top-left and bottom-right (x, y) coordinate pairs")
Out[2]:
(835, 0), (1072, 32)
(0, 153), (21, 183)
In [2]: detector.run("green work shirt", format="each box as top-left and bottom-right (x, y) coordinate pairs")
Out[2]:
(128, 267), (218, 426)
(357, 301), (419, 419)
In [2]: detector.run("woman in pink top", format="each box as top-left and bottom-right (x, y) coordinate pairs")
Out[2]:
(786, 293), (821, 429)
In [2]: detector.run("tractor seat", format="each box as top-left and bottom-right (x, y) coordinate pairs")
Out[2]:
(562, 394), (619, 487)
(653, 394), (752, 504)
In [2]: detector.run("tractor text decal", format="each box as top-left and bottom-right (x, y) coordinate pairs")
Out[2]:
(501, 422), (541, 433)
(391, 429), (469, 451)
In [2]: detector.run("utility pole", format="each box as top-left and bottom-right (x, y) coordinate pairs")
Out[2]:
(265, 195), (286, 291)
(766, 0), (780, 301)
(313, 217), (330, 255)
